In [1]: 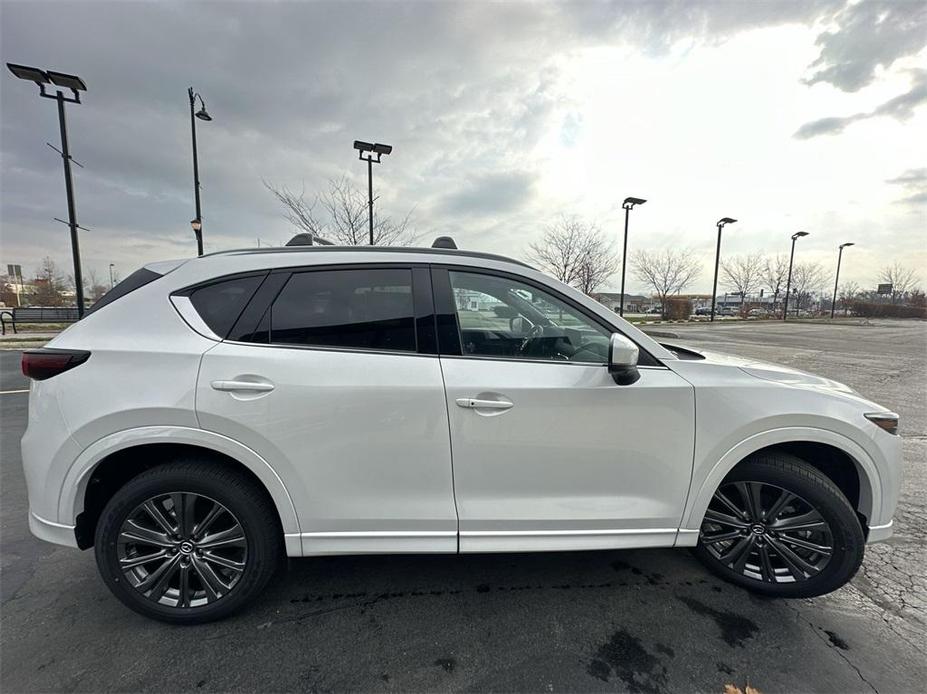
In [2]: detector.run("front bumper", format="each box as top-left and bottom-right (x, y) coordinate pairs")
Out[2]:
(29, 510), (78, 548)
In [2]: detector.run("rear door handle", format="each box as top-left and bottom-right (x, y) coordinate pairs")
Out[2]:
(455, 397), (514, 410)
(211, 380), (275, 393)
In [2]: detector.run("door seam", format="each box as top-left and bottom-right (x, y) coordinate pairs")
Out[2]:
(437, 356), (462, 553)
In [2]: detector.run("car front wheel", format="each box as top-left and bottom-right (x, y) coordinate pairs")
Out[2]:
(694, 452), (865, 598)
(94, 460), (281, 623)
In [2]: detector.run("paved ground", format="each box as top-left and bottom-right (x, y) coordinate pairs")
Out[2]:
(1, 320), (924, 693)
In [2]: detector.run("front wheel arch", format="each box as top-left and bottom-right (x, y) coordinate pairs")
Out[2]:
(682, 429), (879, 540)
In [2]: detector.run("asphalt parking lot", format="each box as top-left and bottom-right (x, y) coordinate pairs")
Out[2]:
(1, 319), (925, 693)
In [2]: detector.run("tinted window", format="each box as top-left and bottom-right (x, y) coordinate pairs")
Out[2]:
(190, 275), (265, 338)
(86, 268), (162, 315)
(448, 270), (609, 363)
(270, 268), (415, 351)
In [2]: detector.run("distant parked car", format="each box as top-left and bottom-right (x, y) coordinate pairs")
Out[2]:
(694, 306), (711, 316)
(748, 308), (770, 318)
(645, 306), (662, 314)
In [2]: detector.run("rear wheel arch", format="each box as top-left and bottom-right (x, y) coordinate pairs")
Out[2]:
(63, 431), (300, 551)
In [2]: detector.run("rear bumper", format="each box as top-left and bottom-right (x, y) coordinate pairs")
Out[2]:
(29, 510), (78, 549)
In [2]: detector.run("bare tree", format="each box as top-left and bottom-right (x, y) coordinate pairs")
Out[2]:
(763, 254), (789, 305)
(838, 280), (860, 315)
(265, 178), (414, 246)
(878, 263), (918, 303)
(34, 257), (66, 306)
(631, 248), (702, 318)
(789, 262), (830, 314)
(528, 216), (618, 295)
(721, 253), (764, 299)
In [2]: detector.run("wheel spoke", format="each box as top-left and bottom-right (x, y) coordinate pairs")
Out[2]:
(199, 525), (246, 550)
(731, 535), (756, 573)
(719, 535), (753, 567)
(701, 529), (742, 545)
(768, 537), (819, 578)
(119, 549), (168, 569)
(119, 520), (174, 548)
(192, 555), (230, 600)
(137, 554), (180, 594)
(142, 499), (177, 535)
(758, 544), (776, 582)
(714, 489), (747, 520)
(179, 564), (192, 608)
(704, 509), (749, 529)
(192, 502), (224, 540)
(771, 509), (827, 532)
(735, 482), (761, 520)
(201, 551), (246, 574)
(765, 489), (795, 522)
(777, 534), (832, 556)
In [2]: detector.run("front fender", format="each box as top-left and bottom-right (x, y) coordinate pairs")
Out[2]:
(677, 426), (881, 545)
(58, 426), (301, 555)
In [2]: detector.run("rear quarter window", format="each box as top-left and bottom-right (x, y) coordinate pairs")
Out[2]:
(187, 274), (266, 338)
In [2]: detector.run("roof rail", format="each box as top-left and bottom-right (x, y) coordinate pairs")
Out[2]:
(200, 244), (533, 268)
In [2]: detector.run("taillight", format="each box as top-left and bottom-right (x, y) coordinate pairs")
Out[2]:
(21, 349), (91, 381)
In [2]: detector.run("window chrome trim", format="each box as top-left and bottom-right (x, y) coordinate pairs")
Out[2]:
(221, 339), (438, 359)
(170, 295), (221, 341)
(436, 353), (669, 369)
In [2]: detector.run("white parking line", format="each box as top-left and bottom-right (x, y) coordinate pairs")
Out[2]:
(0, 389), (29, 395)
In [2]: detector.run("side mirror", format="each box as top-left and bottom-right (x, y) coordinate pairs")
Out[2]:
(608, 333), (640, 385)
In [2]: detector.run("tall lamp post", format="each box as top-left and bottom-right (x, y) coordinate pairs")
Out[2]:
(353, 140), (392, 245)
(7, 63), (88, 317)
(783, 231), (809, 320)
(188, 87), (212, 256)
(619, 197), (646, 316)
(710, 217), (737, 322)
(831, 242), (854, 319)
(109, 263), (116, 289)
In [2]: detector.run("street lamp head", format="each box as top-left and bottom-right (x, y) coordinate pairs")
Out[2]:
(623, 197), (647, 209)
(717, 217), (737, 227)
(195, 106), (212, 121)
(840, 242), (854, 249)
(353, 140), (375, 152)
(792, 231), (809, 240)
(190, 218), (202, 232)
(372, 143), (393, 156)
(7, 62), (50, 84)
(46, 70), (87, 92)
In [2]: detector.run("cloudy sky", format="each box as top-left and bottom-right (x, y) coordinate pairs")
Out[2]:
(1, 0), (925, 295)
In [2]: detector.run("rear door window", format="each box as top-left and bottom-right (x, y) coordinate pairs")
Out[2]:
(269, 268), (416, 351)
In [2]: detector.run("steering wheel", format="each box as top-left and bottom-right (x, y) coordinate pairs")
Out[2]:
(519, 323), (545, 356)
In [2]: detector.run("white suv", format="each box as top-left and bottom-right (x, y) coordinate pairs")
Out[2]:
(21, 243), (901, 623)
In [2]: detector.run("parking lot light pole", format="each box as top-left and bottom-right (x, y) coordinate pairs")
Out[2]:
(783, 231), (809, 320)
(831, 242), (854, 319)
(7, 63), (88, 317)
(353, 140), (392, 245)
(619, 197), (646, 317)
(109, 263), (115, 289)
(710, 217), (737, 322)
(188, 87), (212, 256)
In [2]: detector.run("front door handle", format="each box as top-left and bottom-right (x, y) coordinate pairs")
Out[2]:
(455, 397), (514, 410)
(211, 380), (275, 393)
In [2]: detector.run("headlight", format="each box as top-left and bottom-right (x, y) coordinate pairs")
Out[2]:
(865, 412), (899, 435)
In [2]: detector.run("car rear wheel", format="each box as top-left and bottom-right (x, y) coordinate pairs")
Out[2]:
(95, 460), (281, 623)
(693, 452), (865, 598)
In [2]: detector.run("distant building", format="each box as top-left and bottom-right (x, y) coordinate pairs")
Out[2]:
(592, 293), (651, 313)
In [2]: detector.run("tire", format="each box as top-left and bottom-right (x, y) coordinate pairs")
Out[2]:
(94, 460), (281, 624)
(693, 452), (864, 598)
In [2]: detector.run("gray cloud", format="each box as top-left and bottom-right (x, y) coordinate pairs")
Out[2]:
(438, 172), (537, 217)
(794, 69), (927, 138)
(804, 0), (927, 92)
(0, 0), (923, 285)
(887, 168), (927, 206)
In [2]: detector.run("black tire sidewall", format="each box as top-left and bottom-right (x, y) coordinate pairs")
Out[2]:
(694, 455), (865, 598)
(94, 463), (279, 624)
